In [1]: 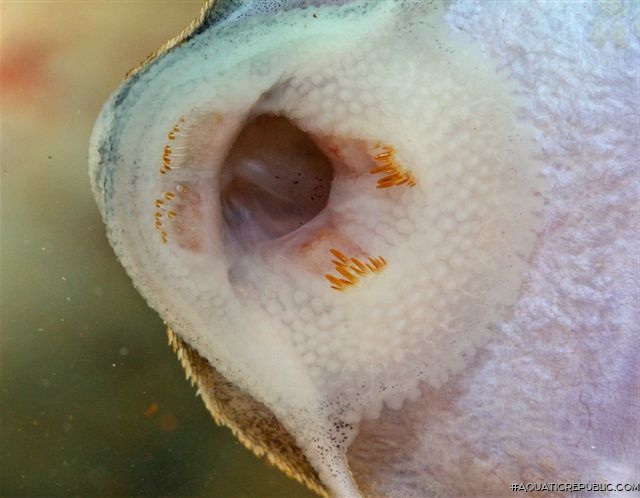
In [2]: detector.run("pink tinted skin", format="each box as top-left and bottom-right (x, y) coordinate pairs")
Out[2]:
(348, 2), (639, 496)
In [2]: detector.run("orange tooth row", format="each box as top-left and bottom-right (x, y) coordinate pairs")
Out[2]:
(370, 143), (416, 189)
(160, 117), (185, 174)
(324, 248), (387, 291)
(153, 184), (189, 245)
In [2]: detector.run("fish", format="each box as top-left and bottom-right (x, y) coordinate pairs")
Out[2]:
(89, 1), (639, 497)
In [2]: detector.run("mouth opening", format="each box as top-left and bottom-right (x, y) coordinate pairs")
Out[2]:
(219, 114), (335, 250)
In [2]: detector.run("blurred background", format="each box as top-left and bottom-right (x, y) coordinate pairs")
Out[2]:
(0, 2), (315, 497)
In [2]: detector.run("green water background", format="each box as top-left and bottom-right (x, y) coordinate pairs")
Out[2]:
(0, 2), (315, 496)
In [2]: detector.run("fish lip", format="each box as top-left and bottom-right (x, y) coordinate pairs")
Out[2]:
(88, 91), (119, 223)
(88, 58), (160, 224)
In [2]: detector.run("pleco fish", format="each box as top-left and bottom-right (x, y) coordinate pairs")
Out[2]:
(89, 1), (639, 497)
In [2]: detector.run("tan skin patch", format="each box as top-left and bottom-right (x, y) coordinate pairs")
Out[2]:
(309, 135), (416, 188)
(153, 184), (198, 248)
(172, 186), (203, 251)
(154, 116), (202, 247)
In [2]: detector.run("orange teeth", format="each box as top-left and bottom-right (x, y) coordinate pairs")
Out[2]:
(160, 117), (185, 174)
(325, 248), (387, 291)
(153, 185), (187, 245)
(370, 143), (416, 189)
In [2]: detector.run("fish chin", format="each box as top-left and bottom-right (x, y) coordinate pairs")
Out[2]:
(90, 1), (638, 497)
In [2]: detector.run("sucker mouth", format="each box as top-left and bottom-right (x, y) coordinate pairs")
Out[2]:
(143, 106), (399, 295)
(214, 111), (406, 293)
(88, 2), (550, 494)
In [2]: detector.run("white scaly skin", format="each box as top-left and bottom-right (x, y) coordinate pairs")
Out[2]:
(90, 1), (638, 496)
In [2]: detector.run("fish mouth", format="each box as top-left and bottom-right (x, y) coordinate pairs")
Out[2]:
(217, 110), (409, 293)
(140, 96), (407, 297)
(219, 114), (335, 248)
(88, 2), (546, 496)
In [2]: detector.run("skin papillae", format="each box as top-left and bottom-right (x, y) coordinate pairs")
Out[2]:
(90, 1), (639, 497)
